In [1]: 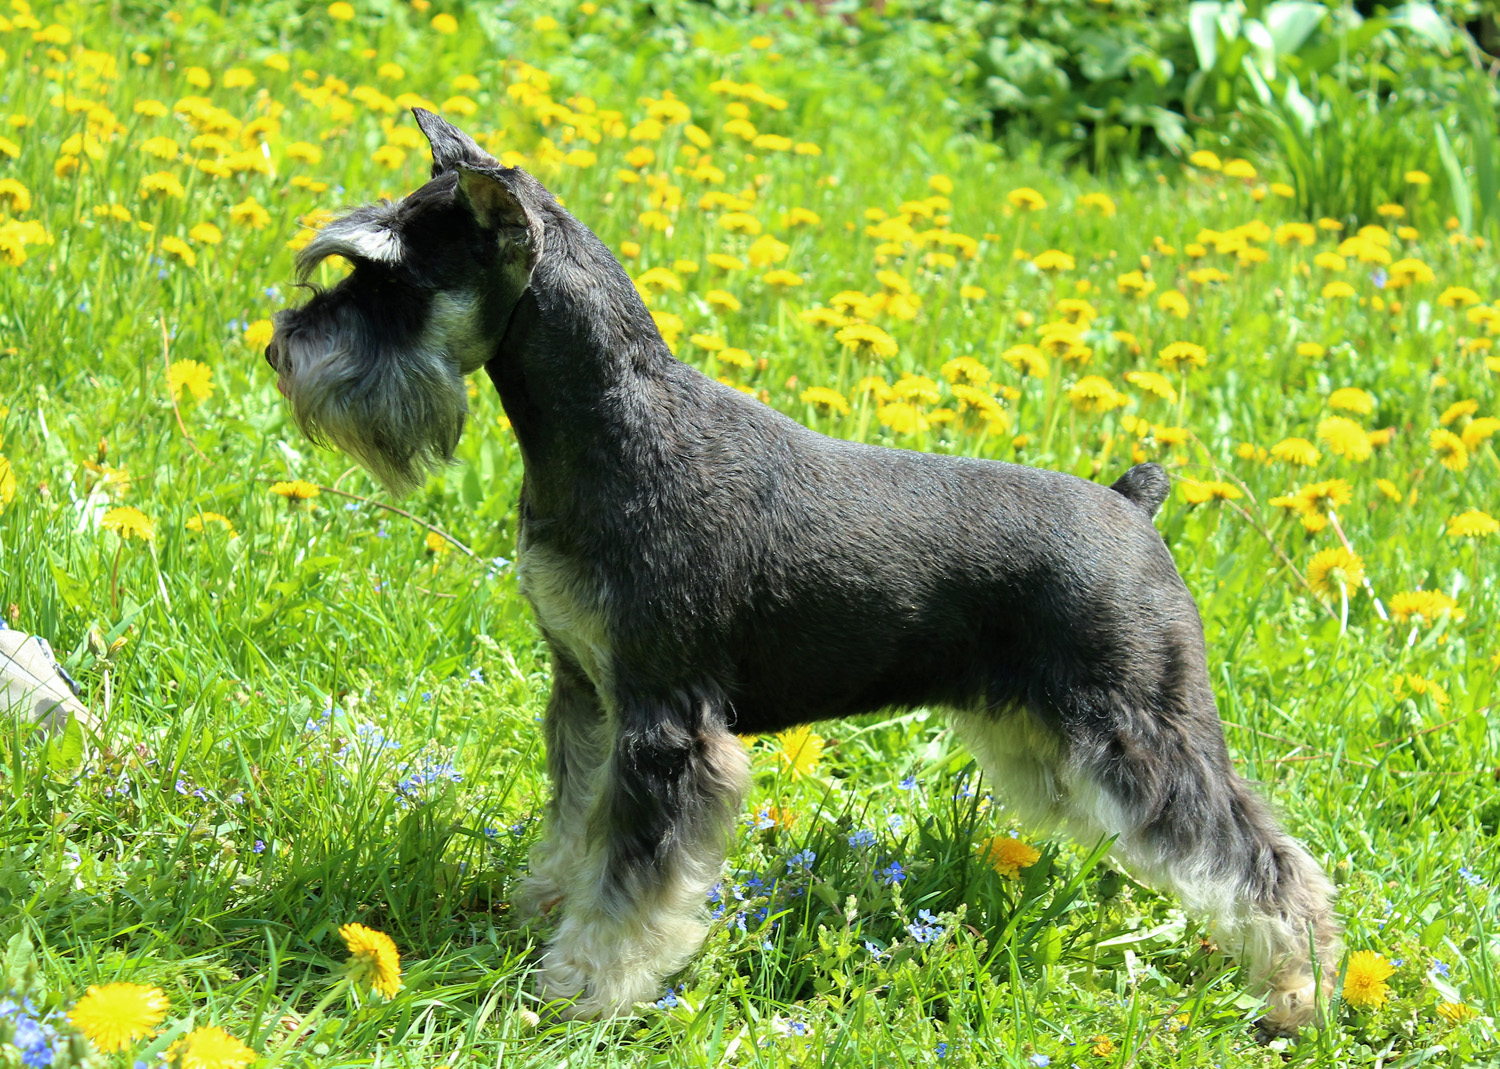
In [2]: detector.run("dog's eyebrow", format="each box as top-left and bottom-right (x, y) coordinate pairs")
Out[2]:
(295, 209), (405, 279)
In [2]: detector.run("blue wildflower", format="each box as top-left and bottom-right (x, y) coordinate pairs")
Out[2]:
(847, 829), (876, 848)
(879, 861), (906, 885)
(786, 848), (816, 873)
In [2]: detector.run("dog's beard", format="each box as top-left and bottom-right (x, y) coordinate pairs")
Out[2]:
(276, 324), (468, 497)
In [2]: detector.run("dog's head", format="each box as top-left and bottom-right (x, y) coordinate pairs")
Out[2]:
(267, 109), (547, 495)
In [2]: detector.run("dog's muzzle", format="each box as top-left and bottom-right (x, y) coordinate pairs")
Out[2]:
(265, 337), (288, 396)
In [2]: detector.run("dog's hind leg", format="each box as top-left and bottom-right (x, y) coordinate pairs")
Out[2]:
(519, 655), (609, 918)
(1059, 695), (1342, 1035)
(537, 687), (750, 1018)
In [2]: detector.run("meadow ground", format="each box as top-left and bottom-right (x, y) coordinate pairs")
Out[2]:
(2, 2), (1499, 1066)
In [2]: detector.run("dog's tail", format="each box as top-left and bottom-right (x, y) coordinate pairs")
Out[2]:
(1109, 462), (1170, 518)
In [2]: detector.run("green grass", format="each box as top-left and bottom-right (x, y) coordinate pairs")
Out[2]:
(2, 1), (1499, 1066)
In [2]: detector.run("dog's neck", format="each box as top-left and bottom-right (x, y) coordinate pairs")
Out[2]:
(484, 205), (676, 511)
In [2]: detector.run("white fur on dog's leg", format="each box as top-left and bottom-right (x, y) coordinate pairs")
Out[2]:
(1259, 972), (1322, 1035)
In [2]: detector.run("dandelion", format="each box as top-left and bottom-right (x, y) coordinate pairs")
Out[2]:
(1438, 286), (1481, 309)
(1462, 416), (1499, 450)
(101, 506), (155, 541)
(1031, 249), (1074, 272)
(1222, 158), (1256, 180)
(980, 835), (1041, 878)
(160, 235), (196, 268)
(1003, 344), (1048, 378)
(166, 1026), (257, 1069)
(230, 198), (271, 229)
(1090, 1036), (1116, 1057)
(1441, 399), (1479, 425)
(762, 269), (803, 288)
(1435, 1002), (1474, 1026)
(189, 222), (223, 245)
(747, 234), (790, 267)
(1342, 950), (1395, 1009)
(835, 323), (898, 360)
(1388, 258), (1434, 286)
(1180, 478), (1243, 503)
(1188, 150), (1221, 171)
(1388, 590), (1461, 625)
(185, 511), (236, 536)
(1322, 280), (1356, 299)
(1447, 509), (1499, 538)
(1430, 429), (1468, 472)
(1067, 376), (1125, 414)
(1007, 187), (1047, 212)
(959, 284), (987, 301)
(1156, 290), (1190, 318)
(800, 386), (850, 416)
(1123, 370), (1177, 403)
(1271, 437), (1320, 466)
(1116, 269), (1155, 297)
(430, 12), (458, 33)
(1307, 547), (1364, 599)
(878, 401), (928, 435)
(941, 356), (990, 386)
(1157, 341), (1207, 373)
(168, 359), (214, 401)
(138, 171), (185, 199)
(244, 320), (275, 350)
(1318, 416), (1372, 461)
(341, 922), (402, 997)
(775, 724), (823, 778)
(68, 982), (170, 1052)
(270, 480), (320, 503)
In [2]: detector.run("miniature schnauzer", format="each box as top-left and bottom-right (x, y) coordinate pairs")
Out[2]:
(267, 109), (1340, 1032)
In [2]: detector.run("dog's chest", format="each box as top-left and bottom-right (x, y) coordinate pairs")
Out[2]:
(516, 538), (613, 688)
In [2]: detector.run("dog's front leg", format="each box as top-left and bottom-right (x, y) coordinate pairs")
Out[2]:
(537, 690), (750, 1019)
(519, 655), (609, 918)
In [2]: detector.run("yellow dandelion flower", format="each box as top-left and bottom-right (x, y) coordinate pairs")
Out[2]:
(430, 12), (458, 33)
(1007, 187), (1047, 212)
(1123, 370), (1177, 403)
(877, 401), (928, 435)
(1221, 158), (1256, 179)
(689, 333), (726, 353)
(189, 222), (223, 245)
(941, 356), (991, 386)
(980, 835), (1041, 878)
(328, 1), (355, 19)
(68, 983), (170, 1052)
(1066, 375), (1125, 414)
(1322, 280), (1356, 299)
(960, 284), (987, 301)
(1435, 1002), (1474, 1026)
(716, 347), (752, 369)
(1438, 286), (1481, 309)
(341, 922), (402, 997)
(747, 234), (790, 267)
(1297, 342), (1327, 358)
(1076, 191), (1116, 216)
(1156, 289), (1190, 318)
(269, 480), (320, 502)
(1447, 508), (1499, 538)
(168, 1025), (258, 1069)
(1462, 416), (1499, 450)
(1318, 416), (1372, 461)
(762, 269), (803, 288)
(1116, 269), (1155, 297)
(1376, 478), (1402, 503)
(1388, 258), (1433, 286)
(160, 235), (196, 268)
(707, 253), (746, 272)
(1376, 202), (1405, 219)
(1388, 590), (1461, 625)
(1188, 150), (1221, 171)
(1031, 249), (1074, 272)
(230, 198), (271, 229)
(1274, 222), (1316, 247)
(1270, 437), (1320, 466)
(1307, 547), (1364, 598)
(835, 323), (898, 360)
(1440, 399), (1478, 426)
(1002, 344), (1049, 378)
(635, 267), (682, 293)
(1328, 387), (1374, 415)
(1157, 341), (1207, 373)
(1090, 1036), (1117, 1057)
(101, 506), (155, 542)
(243, 320), (275, 350)
(1342, 950), (1395, 1009)
(168, 359), (214, 402)
(1180, 479), (1243, 503)
(800, 386), (850, 416)
(185, 511), (236, 536)
(138, 171), (185, 199)
(775, 724), (824, 777)
(1430, 428), (1468, 472)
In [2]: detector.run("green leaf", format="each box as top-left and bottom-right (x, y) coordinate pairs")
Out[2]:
(46, 551), (88, 611)
(1435, 122), (1472, 234)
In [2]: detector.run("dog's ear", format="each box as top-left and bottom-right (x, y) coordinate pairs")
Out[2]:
(455, 163), (530, 231)
(412, 107), (491, 176)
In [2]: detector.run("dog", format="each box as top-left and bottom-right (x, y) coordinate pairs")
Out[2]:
(267, 109), (1341, 1032)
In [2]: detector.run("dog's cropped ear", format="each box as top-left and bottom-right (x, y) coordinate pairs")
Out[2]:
(455, 163), (530, 231)
(412, 107), (491, 176)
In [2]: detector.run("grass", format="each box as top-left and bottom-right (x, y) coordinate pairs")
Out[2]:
(2, 1), (1499, 1065)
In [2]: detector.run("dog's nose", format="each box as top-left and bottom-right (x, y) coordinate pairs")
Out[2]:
(265, 337), (282, 372)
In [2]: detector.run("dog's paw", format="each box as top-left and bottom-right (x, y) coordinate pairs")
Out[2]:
(516, 874), (565, 918)
(1256, 974), (1324, 1039)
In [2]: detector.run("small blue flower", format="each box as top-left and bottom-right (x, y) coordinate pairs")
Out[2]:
(1432, 961), (1450, 977)
(786, 848), (816, 873)
(1459, 866), (1484, 887)
(467, 666), (485, 686)
(706, 881), (723, 904)
(654, 986), (680, 1009)
(935, 1041), (949, 1058)
(1371, 267), (1388, 289)
(1029, 1055), (1049, 1067)
(786, 1019), (809, 1036)
(898, 775), (918, 790)
(879, 861), (906, 885)
(864, 940), (888, 958)
(847, 829), (876, 848)
(253, 839), (266, 853)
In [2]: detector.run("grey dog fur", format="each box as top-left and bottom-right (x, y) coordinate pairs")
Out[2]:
(268, 109), (1341, 1031)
